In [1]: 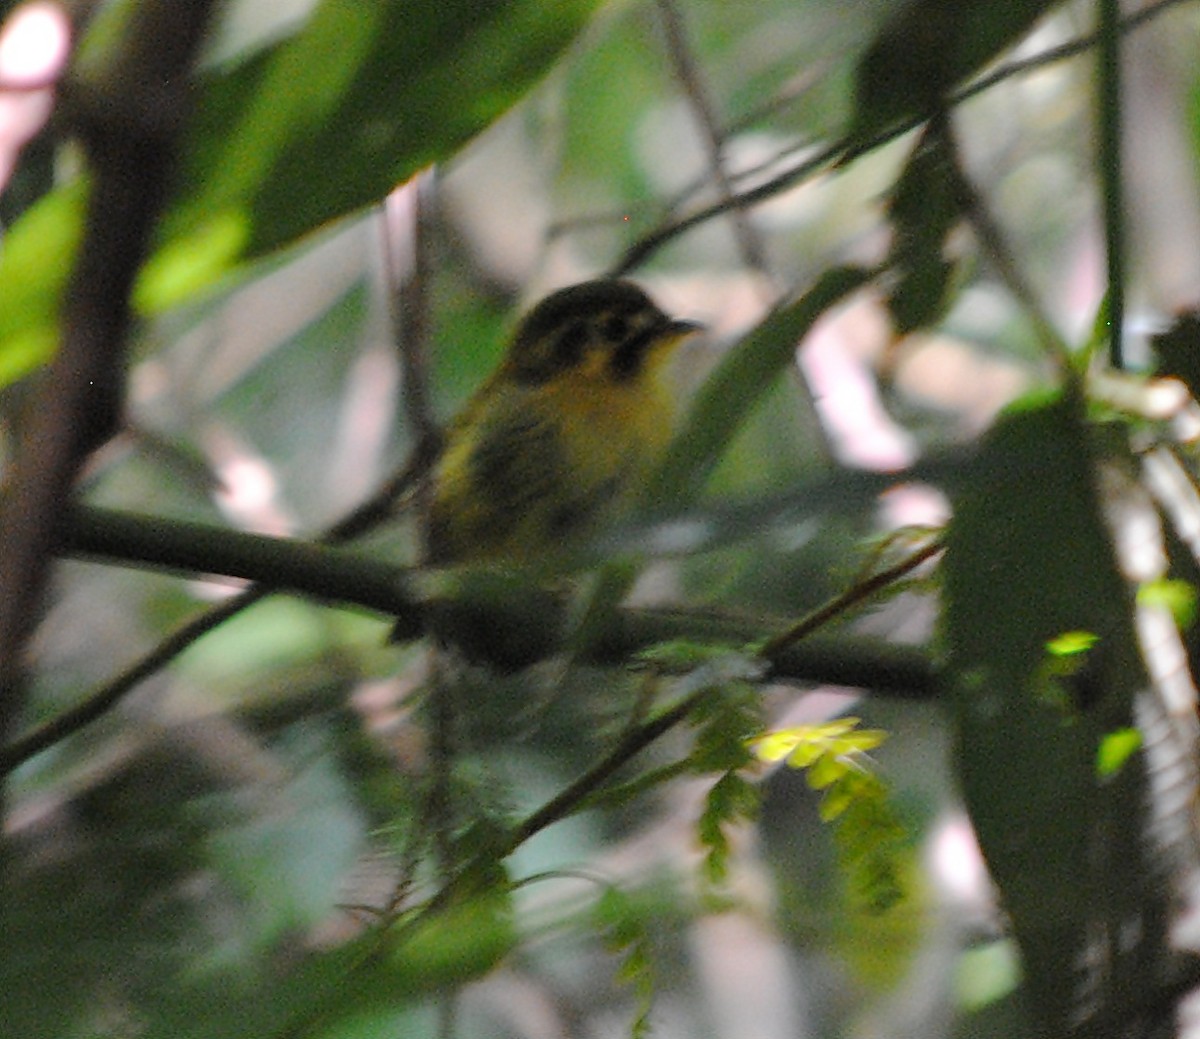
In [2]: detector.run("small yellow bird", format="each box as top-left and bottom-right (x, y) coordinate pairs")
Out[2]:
(425, 280), (701, 566)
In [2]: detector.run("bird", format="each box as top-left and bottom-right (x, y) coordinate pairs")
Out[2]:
(424, 279), (701, 568)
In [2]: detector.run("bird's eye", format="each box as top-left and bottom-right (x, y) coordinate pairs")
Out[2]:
(601, 314), (630, 342)
(553, 321), (588, 367)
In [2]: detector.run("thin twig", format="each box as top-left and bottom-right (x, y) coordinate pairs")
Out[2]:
(758, 533), (944, 661)
(725, 64), (827, 137)
(614, 0), (1190, 275)
(382, 169), (440, 455)
(636, 65), (826, 243)
(612, 138), (842, 276)
(0, 588), (266, 776)
(937, 115), (1073, 373)
(321, 452), (430, 545)
(381, 175), (452, 797)
(552, 61), (820, 249)
(0, 455), (429, 776)
(506, 685), (707, 850)
(1097, 0), (1125, 368)
(381, 171), (461, 1039)
(653, 0), (846, 480)
(656, 0), (774, 283)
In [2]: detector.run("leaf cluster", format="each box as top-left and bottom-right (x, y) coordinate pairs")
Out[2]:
(753, 718), (907, 911)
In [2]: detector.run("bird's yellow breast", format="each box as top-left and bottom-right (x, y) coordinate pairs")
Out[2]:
(421, 278), (698, 567)
(426, 361), (676, 566)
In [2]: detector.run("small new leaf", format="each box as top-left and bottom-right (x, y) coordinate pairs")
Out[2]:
(1096, 726), (1142, 778)
(1045, 630), (1100, 658)
(749, 718), (888, 768)
(633, 640), (739, 673)
(806, 752), (847, 791)
(698, 772), (761, 886)
(751, 718), (905, 911)
(594, 887), (658, 1039)
(832, 772), (908, 912)
(1138, 579), (1197, 630)
(689, 680), (763, 774)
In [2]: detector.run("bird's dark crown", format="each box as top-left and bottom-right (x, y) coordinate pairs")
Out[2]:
(508, 280), (694, 384)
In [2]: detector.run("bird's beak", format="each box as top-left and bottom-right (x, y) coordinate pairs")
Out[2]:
(658, 318), (704, 344)
(667, 318), (704, 337)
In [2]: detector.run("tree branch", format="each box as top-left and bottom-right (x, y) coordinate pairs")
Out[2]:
(64, 505), (417, 617)
(0, 503), (937, 775)
(0, 0), (220, 768)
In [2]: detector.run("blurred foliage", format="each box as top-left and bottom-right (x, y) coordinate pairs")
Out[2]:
(850, 0), (1065, 146)
(594, 885), (662, 1039)
(0, 0), (605, 387)
(942, 390), (1164, 1035)
(3, 0), (1200, 1038)
(753, 718), (907, 911)
(885, 126), (964, 333)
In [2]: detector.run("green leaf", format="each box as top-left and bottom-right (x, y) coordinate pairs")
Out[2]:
(131, 210), (249, 314)
(955, 939), (1023, 1012)
(1045, 630), (1100, 657)
(885, 128), (963, 333)
(1150, 306), (1200, 397)
(593, 886), (661, 1037)
(942, 388), (1160, 1034)
(849, 0), (1064, 147)
(0, 0), (604, 386)
(1096, 726), (1142, 777)
(174, 0), (605, 260)
(379, 891), (516, 993)
(0, 183), (87, 389)
(141, 883), (515, 1039)
(751, 729), (811, 765)
(806, 752), (845, 790)
(749, 718), (886, 768)
(830, 771), (908, 911)
(633, 639), (746, 673)
(750, 717), (905, 908)
(818, 782), (855, 822)
(889, 255), (955, 334)
(839, 729), (888, 753)
(698, 772), (760, 885)
(689, 678), (762, 774)
(1137, 578), (1198, 630)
